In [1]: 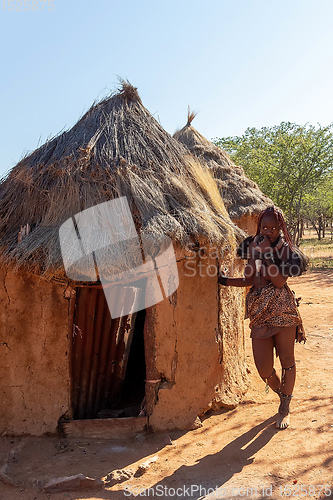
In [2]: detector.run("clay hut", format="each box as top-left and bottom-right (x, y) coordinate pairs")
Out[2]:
(0, 84), (248, 437)
(173, 111), (273, 234)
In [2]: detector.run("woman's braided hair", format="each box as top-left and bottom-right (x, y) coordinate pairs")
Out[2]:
(255, 206), (293, 248)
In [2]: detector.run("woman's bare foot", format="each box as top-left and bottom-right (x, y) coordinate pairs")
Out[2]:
(276, 393), (293, 429)
(276, 412), (290, 429)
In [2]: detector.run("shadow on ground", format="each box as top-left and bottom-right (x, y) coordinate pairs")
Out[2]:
(136, 415), (278, 499)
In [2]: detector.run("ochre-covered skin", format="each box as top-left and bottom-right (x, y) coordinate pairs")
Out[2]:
(0, 268), (70, 436)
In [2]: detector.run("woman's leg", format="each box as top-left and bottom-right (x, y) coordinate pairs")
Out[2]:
(274, 326), (296, 395)
(273, 326), (297, 429)
(251, 336), (281, 392)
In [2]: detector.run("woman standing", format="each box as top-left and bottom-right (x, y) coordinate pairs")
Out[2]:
(218, 206), (307, 429)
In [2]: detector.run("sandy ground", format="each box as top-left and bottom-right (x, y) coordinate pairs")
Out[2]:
(0, 270), (332, 500)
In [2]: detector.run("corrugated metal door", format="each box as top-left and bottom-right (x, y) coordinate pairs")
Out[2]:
(71, 287), (138, 419)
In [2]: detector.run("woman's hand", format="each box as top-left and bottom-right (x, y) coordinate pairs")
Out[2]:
(253, 234), (272, 256)
(218, 274), (228, 286)
(217, 263), (255, 287)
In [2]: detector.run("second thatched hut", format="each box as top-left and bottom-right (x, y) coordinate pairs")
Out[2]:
(174, 112), (273, 234)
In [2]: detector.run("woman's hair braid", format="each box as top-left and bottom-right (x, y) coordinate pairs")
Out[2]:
(255, 206), (293, 248)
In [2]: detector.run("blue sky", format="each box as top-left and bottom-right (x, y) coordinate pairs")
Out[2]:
(1, 0), (333, 178)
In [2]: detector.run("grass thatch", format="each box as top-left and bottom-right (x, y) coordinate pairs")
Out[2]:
(0, 82), (243, 279)
(173, 115), (273, 220)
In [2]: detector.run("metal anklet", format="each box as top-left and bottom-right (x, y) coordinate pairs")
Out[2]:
(263, 368), (276, 394)
(281, 363), (295, 386)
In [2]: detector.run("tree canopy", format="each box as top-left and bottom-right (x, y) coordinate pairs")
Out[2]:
(214, 122), (333, 241)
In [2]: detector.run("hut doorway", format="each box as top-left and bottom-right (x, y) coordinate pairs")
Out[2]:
(71, 287), (146, 420)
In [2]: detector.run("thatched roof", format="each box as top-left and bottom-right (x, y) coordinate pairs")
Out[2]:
(173, 111), (272, 220)
(0, 83), (243, 279)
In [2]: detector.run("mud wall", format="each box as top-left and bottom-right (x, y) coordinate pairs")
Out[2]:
(148, 244), (248, 431)
(215, 249), (248, 408)
(232, 213), (258, 236)
(0, 268), (71, 436)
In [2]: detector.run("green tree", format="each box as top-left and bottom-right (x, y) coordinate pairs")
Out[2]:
(214, 122), (333, 242)
(301, 173), (333, 239)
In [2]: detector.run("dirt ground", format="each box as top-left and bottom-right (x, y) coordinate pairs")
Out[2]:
(0, 270), (332, 500)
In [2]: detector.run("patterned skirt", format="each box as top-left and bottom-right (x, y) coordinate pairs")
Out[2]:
(246, 283), (305, 341)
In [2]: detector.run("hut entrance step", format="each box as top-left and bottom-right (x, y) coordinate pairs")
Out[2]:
(71, 287), (146, 420)
(61, 416), (148, 440)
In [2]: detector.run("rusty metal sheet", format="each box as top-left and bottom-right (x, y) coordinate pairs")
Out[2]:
(71, 287), (138, 419)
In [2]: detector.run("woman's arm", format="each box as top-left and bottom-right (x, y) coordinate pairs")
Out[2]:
(219, 235), (289, 289)
(263, 261), (288, 289)
(218, 262), (255, 287)
(252, 234), (289, 289)
(219, 275), (254, 287)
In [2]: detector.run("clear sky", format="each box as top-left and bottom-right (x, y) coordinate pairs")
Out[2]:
(1, 0), (333, 178)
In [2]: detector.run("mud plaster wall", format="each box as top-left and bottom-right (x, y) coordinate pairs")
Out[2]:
(216, 211), (260, 405)
(216, 249), (248, 409)
(232, 213), (258, 236)
(0, 268), (70, 436)
(148, 244), (248, 431)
